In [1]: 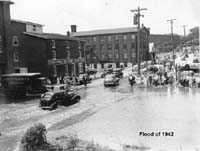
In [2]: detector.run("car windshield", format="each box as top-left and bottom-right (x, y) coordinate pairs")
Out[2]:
(105, 75), (114, 80)
(43, 94), (52, 99)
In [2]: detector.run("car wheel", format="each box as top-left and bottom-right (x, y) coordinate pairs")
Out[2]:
(72, 96), (80, 103)
(75, 96), (80, 103)
(51, 103), (57, 110)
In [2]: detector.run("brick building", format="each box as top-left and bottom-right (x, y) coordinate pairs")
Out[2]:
(0, 0), (85, 80)
(71, 25), (150, 69)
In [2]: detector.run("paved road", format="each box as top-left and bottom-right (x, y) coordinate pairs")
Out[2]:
(1, 71), (200, 150)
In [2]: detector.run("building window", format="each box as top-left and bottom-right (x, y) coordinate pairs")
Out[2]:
(101, 54), (105, 60)
(131, 43), (135, 49)
(52, 50), (56, 59)
(92, 45), (96, 52)
(52, 40), (56, 48)
(33, 25), (36, 31)
(14, 50), (19, 62)
(115, 43), (119, 49)
(93, 37), (97, 42)
(100, 36), (104, 43)
(132, 52), (136, 58)
(100, 44), (104, 50)
(108, 53), (112, 59)
(0, 35), (2, 53)
(87, 54), (90, 60)
(123, 35), (127, 40)
(124, 53), (128, 59)
(66, 41), (70, 49)
(115, 35), (118, 40)
(79, 63), (83, 73)
(79, 50), (81, 58)
(123, 44), (127, 49)
(131, 34), (135, 40)
(67, 50), (70, 59)
(107, 44), (112, 50)
(108, 36), (112, 42)
(12, 36), (19, 46)
(116, 53), (119, 59)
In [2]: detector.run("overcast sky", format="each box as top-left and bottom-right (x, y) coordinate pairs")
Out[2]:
(10, 0), (200, 35)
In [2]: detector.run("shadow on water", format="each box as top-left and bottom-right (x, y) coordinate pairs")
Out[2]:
(0, 95), (38, 104)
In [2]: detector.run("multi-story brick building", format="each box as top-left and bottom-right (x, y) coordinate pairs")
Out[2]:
(0, 0), (85, 80)
(11, 19), (85, 78)
(71, 25), (150, 69)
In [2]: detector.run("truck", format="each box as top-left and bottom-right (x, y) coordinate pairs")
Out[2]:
(1, 73), (47, 97)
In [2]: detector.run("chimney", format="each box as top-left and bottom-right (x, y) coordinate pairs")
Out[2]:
(67, 31), (70, 36)
(71, 25), (77, 33)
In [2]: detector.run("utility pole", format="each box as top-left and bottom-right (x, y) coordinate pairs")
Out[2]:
(131, 7), (147, 75)
(167, 19), (176, 66)
(182, 25), (187, 39)
(181, 25), (187, 56)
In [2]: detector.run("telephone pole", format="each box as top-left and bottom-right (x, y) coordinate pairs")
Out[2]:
(167, 19), (176, 66)
(131, 7), (147, 75)
(182, 25), (187, 39)
(181, 25), (187, 56)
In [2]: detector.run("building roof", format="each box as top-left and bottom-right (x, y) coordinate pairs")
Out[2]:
(0, 0), (14, 4)
(71, 27), (138, 37)
(12, 19), (44, 26)
(24, 32), (81, 41)
(1, 73), (40, 77)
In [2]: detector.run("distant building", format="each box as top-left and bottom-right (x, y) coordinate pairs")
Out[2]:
(71, 25), (150, 69)
(0, 0), (85, 80)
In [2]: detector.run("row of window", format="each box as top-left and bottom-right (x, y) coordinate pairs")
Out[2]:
(92, 34), (136, 43)
(52, 49), (82, 60)
(92, 42), (136, 51)
(99, 52), (136, 60)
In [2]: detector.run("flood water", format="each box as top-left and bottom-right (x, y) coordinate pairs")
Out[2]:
(1, 77), (200, 150)
(58, 79), (200, 150)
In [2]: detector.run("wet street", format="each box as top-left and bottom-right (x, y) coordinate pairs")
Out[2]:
(1, 73), (200, 150)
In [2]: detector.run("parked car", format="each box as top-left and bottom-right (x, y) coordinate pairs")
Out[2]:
(101, 68), (113, 78)
(76, 74), (92, 85)
(40, 84), (80, 110)
(112, 68), (123, 78)
(86, 69), (97, 75)
(104, 74), (119, 87)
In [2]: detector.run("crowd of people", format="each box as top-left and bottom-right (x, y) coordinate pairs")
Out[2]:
(129, 62), (200, 89)
(129, 63), (176, 87)
(178, 71), (200, 88)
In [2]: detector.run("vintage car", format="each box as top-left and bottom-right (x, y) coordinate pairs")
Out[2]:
(104, 74), (119, 87)
(75, 74), (92, 85)
(101, 68), (113, 78)
(40, 84), (80, 110)
(112, 68), (123, 78)
(86, 68), (97, 75)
